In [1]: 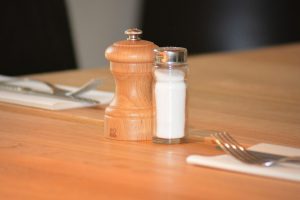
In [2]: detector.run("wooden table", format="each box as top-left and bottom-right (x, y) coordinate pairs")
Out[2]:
(1, 43), (300, 199)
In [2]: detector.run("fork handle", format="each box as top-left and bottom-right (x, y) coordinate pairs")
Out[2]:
(278, 156), (300, 163)
(67, 79), (101, 96)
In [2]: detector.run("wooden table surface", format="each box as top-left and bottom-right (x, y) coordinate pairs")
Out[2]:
(1, 43), (300, 199)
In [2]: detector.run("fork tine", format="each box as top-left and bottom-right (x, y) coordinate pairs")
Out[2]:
(213, 133), (252, 163)
(221, 132), (248, 152)
(220, 132), (260, 163)
(214, 132), (259, 164)
(220, 132), (244, 149)
(216, 133), (254, 163)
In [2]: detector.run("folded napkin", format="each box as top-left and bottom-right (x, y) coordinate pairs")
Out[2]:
(187, 143), (300, 182)
(0, 75), (114, 110)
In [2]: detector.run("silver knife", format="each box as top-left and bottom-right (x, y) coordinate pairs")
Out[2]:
(0, 82), (100, 104)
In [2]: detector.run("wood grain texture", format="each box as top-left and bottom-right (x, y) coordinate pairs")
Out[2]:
(0, 43), (300, 199)
(104, 38), (158, 140)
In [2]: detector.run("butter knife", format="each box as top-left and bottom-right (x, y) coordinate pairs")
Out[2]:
(0, 83), (100, 104)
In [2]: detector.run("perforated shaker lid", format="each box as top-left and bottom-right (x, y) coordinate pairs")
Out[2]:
(154, 47), (187, 65)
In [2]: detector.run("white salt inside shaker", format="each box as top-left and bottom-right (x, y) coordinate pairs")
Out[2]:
(155, 69), (186, 139)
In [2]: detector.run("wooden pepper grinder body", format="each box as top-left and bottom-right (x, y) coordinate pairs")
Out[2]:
(104, 28), (158, 140)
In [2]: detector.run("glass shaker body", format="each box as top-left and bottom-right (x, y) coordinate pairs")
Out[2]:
(153, 47), (188, 144)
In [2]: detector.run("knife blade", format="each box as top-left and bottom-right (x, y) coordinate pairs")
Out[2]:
(0, 82), (100, 104)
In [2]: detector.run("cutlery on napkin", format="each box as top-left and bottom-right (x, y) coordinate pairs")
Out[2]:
(187, 143), (300, 182)
(0, 75), (114, 110)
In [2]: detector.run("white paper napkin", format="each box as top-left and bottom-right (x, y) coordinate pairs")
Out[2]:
(187, 143), (300, 182)
(0, 75), (114, 110)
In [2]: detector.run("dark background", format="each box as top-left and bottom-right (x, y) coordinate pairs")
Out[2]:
(141, 0), (300, 54)
(0, 0), (76, 75)
(1, 0), (300, 75)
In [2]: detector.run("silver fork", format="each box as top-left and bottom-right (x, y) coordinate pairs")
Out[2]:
(39, 78), (101, 96)
(212, 132), (300, 167)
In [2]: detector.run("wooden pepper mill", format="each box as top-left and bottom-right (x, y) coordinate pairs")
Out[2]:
(104, 28), (158, 140)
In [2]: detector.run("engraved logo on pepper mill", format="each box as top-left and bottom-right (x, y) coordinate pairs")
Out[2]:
(109, 128), (117, 138)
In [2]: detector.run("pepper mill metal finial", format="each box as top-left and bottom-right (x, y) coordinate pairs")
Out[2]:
(104, 28), (158, 141)
(125, 28), (142, 40)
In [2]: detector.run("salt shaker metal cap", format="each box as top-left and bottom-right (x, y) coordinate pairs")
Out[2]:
(154, 47), (187, 65)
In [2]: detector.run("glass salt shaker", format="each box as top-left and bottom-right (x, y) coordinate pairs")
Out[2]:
(153, 47), (188, 144)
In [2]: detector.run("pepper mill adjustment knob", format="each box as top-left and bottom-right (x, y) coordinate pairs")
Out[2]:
(125, 28), (142, 40)
(104, 28), (158, 140)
